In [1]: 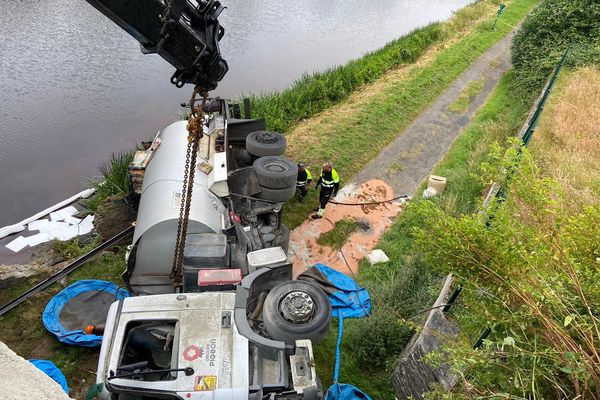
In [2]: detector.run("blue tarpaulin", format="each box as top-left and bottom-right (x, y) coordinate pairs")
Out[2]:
(29, 359), (69, 394)
(301, 263), (371, 318)
(43, 279), (129, 347)
(299, 263), (372, 400)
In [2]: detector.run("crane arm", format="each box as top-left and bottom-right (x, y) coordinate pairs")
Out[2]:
(85, 0), (228, 90)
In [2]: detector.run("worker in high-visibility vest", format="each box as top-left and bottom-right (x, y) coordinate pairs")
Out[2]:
(313, 162), (340, 219)
(296, 163), (312, 202)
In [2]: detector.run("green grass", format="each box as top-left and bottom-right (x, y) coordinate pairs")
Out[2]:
(51, 236), (102, 260)
(431, 69), (534, 215)
(281, 0), (538, 229)
(448, 78), (486, 113)
(316, 69), (536, 398)
(316, 219), (359, 250)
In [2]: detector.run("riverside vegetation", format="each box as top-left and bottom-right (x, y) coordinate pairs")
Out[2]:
(383, 0), (600, 398)
(0, 0), (551, 398)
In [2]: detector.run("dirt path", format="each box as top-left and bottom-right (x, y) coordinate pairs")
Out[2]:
(347, 32), (514, 195)
(290, 30), (516, 276)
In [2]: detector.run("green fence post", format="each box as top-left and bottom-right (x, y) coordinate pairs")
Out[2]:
(492, 4), (506, 31)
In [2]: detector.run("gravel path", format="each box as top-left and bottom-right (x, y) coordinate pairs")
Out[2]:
(347, 31), (515, 195)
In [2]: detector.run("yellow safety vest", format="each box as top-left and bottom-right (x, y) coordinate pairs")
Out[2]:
(320, 169), (340, 188)
(297, 169), (313, 186)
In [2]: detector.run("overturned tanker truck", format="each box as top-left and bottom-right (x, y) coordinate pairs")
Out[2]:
(96, 99), (331, 400)
(81, 1), (332, 399)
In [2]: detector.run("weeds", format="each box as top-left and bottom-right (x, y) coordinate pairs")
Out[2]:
(346, 311), (414, 371)
(85, 151), (134, 211)
(413, 148), (600, 398)
(448, 78), (486, 113)
(51, 236), (101, 260)
(316, 219), (359, 250)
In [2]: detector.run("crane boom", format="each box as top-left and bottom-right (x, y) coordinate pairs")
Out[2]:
(85, 0), (228, 90)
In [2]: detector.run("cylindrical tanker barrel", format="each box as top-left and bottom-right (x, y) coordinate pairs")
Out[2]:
(128, 121), (225, 295)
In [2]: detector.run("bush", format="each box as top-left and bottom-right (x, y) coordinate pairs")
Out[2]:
(346, 311), (414, 371)
(412, 145), (600, 398)
(512, 0), (600, 91)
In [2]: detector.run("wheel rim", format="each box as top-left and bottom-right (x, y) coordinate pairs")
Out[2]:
(264, 161), (288, 173)
(280, 291), (315, 323)
(257, 132), (278, 144)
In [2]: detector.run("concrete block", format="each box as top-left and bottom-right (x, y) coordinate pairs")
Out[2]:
(428, 175), (447, 194)
(0, 341), (73, 399)
(365, 249), (390, 265)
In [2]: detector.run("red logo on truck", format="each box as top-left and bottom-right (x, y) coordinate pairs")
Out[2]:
(183, 345), (203, 361)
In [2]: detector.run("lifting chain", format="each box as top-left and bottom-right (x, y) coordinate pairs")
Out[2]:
(170, 85), (208, 287)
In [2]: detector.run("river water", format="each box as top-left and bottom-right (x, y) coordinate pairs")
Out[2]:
(0, 0), (472, 227)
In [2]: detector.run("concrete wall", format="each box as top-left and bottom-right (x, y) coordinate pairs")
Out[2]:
(392, 274), (460, 399)
(0, 341), (73, 400)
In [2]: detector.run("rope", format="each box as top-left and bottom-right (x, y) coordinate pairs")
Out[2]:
(333, 309), (344, 384)
(495, 19), (518, 30)
(328, 194), (409, 206)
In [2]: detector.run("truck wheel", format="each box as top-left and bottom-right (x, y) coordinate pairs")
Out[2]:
(258, 186), (296, 203)
(246, 131), (287, 157)
(253, 156), (297, 189)
(263, 281), (332, 344)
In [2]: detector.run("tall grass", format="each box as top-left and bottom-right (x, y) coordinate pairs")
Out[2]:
(85, 151), (135, 211)
(248, 24), (444, 133)
(413, 148), (600, 398)
(531, 67), (600, 211)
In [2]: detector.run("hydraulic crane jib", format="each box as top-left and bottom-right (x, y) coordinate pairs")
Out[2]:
(85, 0), (228, 90)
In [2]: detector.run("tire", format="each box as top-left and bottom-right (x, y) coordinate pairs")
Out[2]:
(246, 131), (287, 157)
(258, 186), (296, 203)
(253, 156), (297, 189)
(263, 281), (332, 344)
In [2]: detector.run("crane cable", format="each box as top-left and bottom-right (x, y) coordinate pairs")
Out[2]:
(170, 86), (208, 287)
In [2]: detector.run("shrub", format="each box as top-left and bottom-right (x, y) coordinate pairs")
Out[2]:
(413, 145), (600, 398)
(346, 311), (414, 371)
(512, 0), (600, 91)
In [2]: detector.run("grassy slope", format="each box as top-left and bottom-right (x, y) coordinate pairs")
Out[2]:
(282, 0), (538, 229)
(529, 66), (600, 210)
(0, 245), (126, 399)
(410, 68), (600, 398)
(312, 70), (535, 399)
